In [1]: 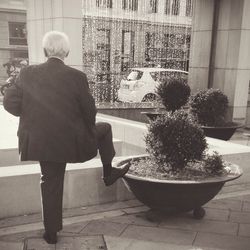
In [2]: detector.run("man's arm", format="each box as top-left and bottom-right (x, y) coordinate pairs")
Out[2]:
(3, 69), (24, 117)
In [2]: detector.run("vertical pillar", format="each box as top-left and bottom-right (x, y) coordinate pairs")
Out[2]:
(190, 0), (250, 123)
(212, 0), (250, 123)
(26, 0), (82, 70)
(189, 0), (215, 92)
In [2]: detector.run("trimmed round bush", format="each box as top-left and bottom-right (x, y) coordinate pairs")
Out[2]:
(145, 110), (207, 170)
(156, 79), (191, 112)
(189, 88), (229, 126)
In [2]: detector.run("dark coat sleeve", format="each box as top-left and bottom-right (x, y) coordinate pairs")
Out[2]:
(78, 73), (97, 127)
(3, 69), (24, 117)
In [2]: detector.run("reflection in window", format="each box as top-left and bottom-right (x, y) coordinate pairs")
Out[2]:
(96, 0), (112, 8)
(149, 0), (158, 13)
(9, 22), (27, 45)
(165, 0), (180, 16)
(121, 30), (135, 72)
(122, 0), (138, 11)
(172, 0), (180, 15)
(186, 0), (192, 16)
(165, 0), (171, 15)
(96, 29), (111, 72)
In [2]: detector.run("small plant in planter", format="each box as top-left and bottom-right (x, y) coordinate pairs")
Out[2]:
(116, 109), (242, 219)
(189, 88), (242, 140)
(156, 78), (191, 112)
(142, 78), (191, 120)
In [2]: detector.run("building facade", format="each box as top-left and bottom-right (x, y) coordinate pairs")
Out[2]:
(0, 0), (27, 85)
(81, 0), (192, 101)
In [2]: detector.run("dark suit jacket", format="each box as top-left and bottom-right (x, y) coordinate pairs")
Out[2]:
(3, 58), (98, 163)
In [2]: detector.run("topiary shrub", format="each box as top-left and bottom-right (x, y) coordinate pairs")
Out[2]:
(156, 79), (191, 112)
(203, 152), (224, 175)
(145, 110), (207, 170)
(189, 88), (229, 126)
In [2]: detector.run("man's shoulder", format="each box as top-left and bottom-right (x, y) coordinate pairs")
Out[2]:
(64, 65), (87, 78)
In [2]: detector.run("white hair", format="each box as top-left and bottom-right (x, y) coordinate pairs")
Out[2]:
(42, 31), (70, 59)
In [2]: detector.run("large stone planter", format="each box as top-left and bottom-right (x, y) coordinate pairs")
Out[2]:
(115, 155), (242, 219)
(201, 123), (243, 140)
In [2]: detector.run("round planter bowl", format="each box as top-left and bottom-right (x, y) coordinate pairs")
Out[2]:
(201, 123), (243, 141)
(116, 155), (242, 218)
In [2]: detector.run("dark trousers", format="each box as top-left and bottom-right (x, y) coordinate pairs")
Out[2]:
(39, 122), (115, 232)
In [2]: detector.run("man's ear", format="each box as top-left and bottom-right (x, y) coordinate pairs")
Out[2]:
(65, 51), (69, 58)
(43, 49), (48, 57)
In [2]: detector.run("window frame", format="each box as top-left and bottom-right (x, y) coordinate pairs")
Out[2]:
(122, 0), (138, 11)
(171, 0), (180, 16)
(8, 22), (27, 46)
(96, 0), (112, 8)
(149, 0), (158, 13)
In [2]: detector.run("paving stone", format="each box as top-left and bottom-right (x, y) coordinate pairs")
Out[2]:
(61, 221), (89, 234)
(227, 194), (250, 202)
(159, 216), (238, 236)
(122, 205), (149, 214)
(56, 235), (106, 250)
(194, 232), (250, 250)
(63, 210), (125, 226)
(204, 207), (230, 221)
(0, 222), (44, 237)
(220, 185), (250, 196)
(205, 198), (242, 211)
(229, 211), (250, 223)
(0, 213), (42, 229)
(120, 224), (196, 245)
(238, 194), (250, 202)
(104, 235), (224, 250)
(25, 238), (55, 250)
(63, 199), (141, 218)
(0, 229), (43, 242)
(25, 235), (106, 250)
(0, 241), (24, 250)
(80, 220), (127, 236)
(103, 213), (159, 227)
(238, 223), (250, 237)
(242, 201), (250, 212)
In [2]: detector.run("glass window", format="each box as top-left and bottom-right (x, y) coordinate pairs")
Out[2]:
(122, 0), (138, 11)
(165, 0), (171, 15)
(96, 0), (112, 8)
(127, 70), (143, 80)
(172, 0), (180, 15)
(186, 0), (192, 16)
(9, 22), (27, 45)
(149, 0), (158, 13)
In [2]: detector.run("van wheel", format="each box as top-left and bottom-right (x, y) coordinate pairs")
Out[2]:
(142, 94), (157, 102)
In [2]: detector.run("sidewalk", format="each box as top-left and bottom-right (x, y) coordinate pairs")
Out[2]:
(0, 192), (250, 250)
(1, 101), (250, 249)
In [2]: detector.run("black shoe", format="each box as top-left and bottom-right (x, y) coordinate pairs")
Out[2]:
(103, 164), (130, 186)
(43, 231), (57, 244)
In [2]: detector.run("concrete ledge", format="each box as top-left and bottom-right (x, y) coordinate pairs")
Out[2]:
(0, 138), (123, 167)
(97, 113), (250, 187)
(0, 157), (134, 219)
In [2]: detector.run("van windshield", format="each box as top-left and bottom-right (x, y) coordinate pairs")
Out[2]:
(127, 70), (143, 81)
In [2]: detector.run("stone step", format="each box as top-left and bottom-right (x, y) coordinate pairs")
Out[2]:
(0, 241), (23, 250)
(0, 156), (134, 219)
(0, 138), (123, 167)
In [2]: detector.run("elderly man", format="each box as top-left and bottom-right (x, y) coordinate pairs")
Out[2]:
(3, 31), (129, 244)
